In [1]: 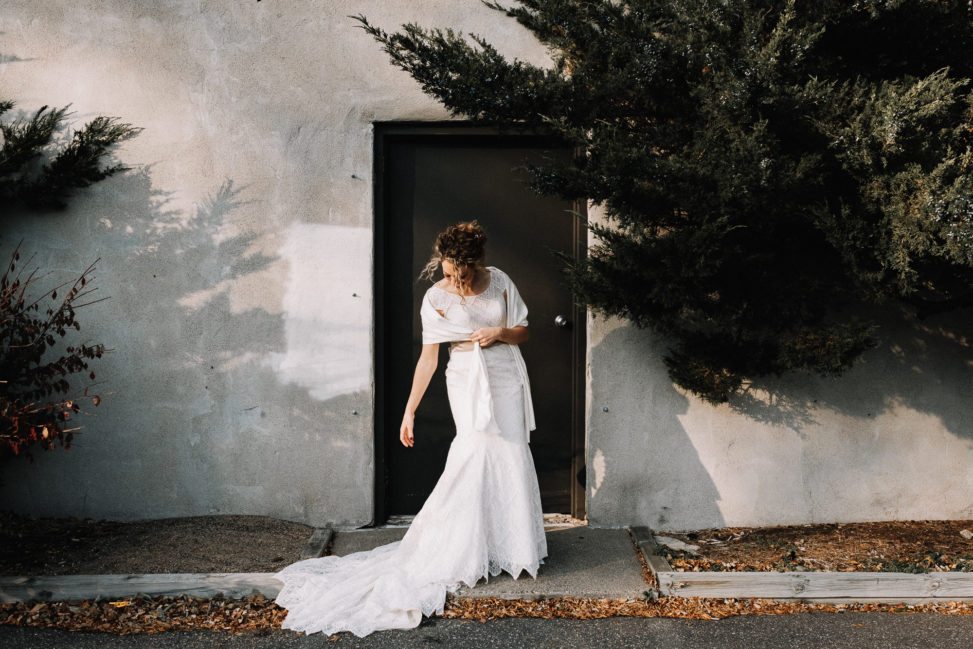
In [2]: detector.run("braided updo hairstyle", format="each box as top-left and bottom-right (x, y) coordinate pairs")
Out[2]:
(418, 220), (488, 293)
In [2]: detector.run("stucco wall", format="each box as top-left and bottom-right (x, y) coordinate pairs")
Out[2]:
(585, 202), (973, 531)
(0, 0), (552, 527)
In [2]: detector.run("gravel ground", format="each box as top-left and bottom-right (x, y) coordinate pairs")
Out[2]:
(0, 511), (313, 575)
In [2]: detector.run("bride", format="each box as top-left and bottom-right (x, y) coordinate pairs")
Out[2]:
(272, 220), (548, 637)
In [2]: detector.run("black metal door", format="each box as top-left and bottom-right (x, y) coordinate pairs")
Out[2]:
(375, 123), (586, 520)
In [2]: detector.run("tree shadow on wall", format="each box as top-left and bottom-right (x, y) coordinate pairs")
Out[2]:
(1, 165), (373, 526)
(727, 300), (973, 446)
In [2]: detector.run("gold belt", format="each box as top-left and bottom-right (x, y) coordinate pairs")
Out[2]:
(450, 340), (507, 352)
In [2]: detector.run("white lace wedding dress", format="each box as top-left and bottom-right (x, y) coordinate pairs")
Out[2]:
(272, 266), (547, 637)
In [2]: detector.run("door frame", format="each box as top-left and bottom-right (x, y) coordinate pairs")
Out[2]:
(372, 120), (588, 523)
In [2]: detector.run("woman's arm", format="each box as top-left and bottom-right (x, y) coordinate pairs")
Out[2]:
(470, 325), (528, 347)
(400, 342), (439, 447)
(499, 325), (528, 344)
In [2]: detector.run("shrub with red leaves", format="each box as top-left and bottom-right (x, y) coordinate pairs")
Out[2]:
(0, 94), (139, 475)
(0, 239), (107, 468)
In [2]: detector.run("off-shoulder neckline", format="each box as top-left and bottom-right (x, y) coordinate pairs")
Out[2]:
(430, 265), (498, 298)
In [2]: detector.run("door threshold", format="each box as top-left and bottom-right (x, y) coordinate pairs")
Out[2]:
(375, 513), (587, 529)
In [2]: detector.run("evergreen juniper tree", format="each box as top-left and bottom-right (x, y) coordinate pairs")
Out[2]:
(351, 0), (973, 404)
(0, 100), (140, 212)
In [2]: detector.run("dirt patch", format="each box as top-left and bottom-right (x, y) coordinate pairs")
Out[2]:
(0, 510), (313, 575)
(656, 520), (973, 572)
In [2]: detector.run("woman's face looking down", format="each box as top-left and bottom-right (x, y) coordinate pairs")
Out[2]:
(441, 258), (478, 294)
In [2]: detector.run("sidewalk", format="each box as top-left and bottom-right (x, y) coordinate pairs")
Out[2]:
(0, 518), (654, 604)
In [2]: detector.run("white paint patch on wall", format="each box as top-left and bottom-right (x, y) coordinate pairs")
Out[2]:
(590, 447), (606, 499)
(261, 223), (372, 402)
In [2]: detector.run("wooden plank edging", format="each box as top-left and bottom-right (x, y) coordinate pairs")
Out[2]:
(628, 525), (973, 603)
(629, 525), (673, 582)
(658, 569), (973, 599)
(0, 573), (286, 604)
(300, 525), (334, 560)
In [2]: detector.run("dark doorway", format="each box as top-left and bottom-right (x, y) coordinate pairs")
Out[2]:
(374, 122), (587, 522)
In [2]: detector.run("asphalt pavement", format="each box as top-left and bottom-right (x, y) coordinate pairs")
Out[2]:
(3, 612), (973, 648)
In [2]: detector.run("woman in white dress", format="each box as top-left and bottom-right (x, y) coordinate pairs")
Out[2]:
(272, 220), (548, 637)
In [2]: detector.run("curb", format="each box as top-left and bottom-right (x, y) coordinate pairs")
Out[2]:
(630, 525), (973, 605)
(299, 525), (334, 560)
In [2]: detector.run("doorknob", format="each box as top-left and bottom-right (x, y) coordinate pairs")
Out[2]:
(554, 315), (570, 328)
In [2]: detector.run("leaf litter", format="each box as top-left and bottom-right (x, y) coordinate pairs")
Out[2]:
(2, 592), (973, 638)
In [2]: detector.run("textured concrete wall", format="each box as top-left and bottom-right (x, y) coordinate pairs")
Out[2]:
(584, 204), (973, 532)
(0, 0), (551, 527)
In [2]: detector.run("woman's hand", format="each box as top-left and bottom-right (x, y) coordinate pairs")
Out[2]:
(400, 412), (415, 448)
(470, 326), (504, 347)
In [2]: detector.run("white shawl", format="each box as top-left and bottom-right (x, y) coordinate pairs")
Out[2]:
(420, 266), (536, 443)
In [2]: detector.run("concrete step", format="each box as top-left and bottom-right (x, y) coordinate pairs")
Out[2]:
(329, 525), (651, 600)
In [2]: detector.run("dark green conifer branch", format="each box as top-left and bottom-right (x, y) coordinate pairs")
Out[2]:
(352, 0), (973, 403)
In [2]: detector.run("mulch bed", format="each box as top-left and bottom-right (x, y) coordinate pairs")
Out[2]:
(656, 520), (973, 572)
(0, 510), (312, 575)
